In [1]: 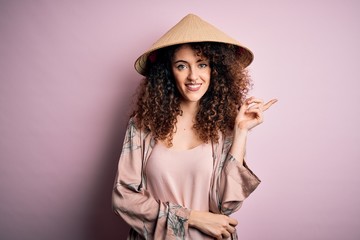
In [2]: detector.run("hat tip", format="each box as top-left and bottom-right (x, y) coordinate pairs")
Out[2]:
(184, 13), (200, 19)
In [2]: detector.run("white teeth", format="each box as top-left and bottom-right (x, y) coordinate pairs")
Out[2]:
(187, 84), (201, 89)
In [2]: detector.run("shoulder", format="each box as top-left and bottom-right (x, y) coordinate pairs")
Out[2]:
(126, 116), (152, 142)
(127, 116), (148, 133)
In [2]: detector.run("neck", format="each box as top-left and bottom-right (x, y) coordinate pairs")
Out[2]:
(180, 101), (199, 118)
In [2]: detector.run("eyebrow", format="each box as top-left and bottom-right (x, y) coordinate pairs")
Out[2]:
(173, 59), (207, 64)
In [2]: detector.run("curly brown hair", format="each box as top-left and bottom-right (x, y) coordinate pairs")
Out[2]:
(132, 42), (252, 145)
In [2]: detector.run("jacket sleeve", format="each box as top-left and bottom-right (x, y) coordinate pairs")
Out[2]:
(213, 134), (261, 215)
(112, 118), (190, 239)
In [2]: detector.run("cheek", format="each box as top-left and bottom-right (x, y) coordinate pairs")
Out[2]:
(202, 71), (211, 84)
(173, 72), (186, 84)
(172, 74), (184, 92)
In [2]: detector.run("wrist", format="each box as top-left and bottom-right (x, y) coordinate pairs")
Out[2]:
(234, 127), (249, 136)
(188, 210), (198, 227)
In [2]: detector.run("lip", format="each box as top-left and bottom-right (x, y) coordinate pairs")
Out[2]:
(185, 83), (202, 91)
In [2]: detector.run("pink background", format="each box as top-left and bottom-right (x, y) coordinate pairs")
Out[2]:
(1, 0), (359, 239)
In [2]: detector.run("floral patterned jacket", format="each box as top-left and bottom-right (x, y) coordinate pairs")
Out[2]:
(112, 118), (261, 239)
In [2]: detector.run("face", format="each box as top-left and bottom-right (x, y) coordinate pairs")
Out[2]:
(171, 44), (211, 104)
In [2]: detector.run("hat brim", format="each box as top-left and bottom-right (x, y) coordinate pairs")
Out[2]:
(134, 14), (254, 76)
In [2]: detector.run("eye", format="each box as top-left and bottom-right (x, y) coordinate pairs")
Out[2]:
(176, 64), (187, 70)
(199, 63), (208, 68)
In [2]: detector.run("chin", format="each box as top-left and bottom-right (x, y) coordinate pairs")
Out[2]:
(184, 96), (204, 103)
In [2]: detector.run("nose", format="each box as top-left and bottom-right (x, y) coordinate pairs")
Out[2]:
(187, 67), (198, 81)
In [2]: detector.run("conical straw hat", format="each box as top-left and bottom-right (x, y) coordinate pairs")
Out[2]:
(134, 13), (254, 75)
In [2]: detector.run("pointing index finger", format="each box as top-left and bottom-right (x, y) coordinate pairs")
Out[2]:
(263, 99), (278, 111)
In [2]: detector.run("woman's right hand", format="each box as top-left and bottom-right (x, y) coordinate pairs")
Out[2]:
(188, 210), (238, 239)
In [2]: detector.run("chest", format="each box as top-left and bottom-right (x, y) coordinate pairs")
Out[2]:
(170, 122), (204, 150)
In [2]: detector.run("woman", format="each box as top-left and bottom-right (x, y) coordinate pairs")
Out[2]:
(112, 14), (277, 240)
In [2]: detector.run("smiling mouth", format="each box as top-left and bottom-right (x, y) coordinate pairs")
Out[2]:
(185, 83), (202, 91)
